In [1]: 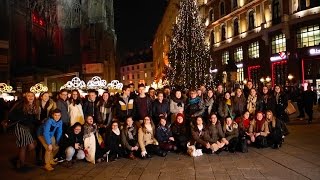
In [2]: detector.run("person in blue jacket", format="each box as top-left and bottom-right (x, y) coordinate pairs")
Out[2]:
(38, 108), (63, 171)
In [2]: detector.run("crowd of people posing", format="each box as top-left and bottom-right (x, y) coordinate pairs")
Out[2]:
(5, 81), (298, 172)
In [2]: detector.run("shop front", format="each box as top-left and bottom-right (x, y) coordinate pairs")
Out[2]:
(270, 51), (288, 87)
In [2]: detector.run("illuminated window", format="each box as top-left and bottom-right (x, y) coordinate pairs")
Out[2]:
(248, 11), (255, 30)
(122, 76), (125, 80)
(297, 25), (320, 48)
(233, 18), (239, 36)
(248, 41), (259, 58)
(145, 73), (148, 78)
(222, 51), (229, 65)
(234, 47), (243, 62)
(271, 34), (286, 54)
(237, 68), (244, 82)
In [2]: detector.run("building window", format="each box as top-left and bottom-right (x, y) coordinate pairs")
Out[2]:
(132, 74), (135, 79)
(237, 68), (244, 82)
(234, 47), (243, 62)
(222, 51), (229, 65)
(248, 11), (255, 30)
(132, 66), (134, 70)
(272, 34), (286, 54)
(127, 75), (129, 80)
(209, 9), (214, 22)
(220, 1), (225, 16)
(210, 30), (215, 46)
(272, 0), (281, 24)
(233, 18), (239, 36)
(248, 41), (259, 58)
(297, 25), (320, 48)
(145, 72), (148, 78)
(221, 24), (226, 41)
(137, 65), (139, 69)
(138, 73), (140, 79)
(122, 76), (125, 80)
(232, 0), (238, 9)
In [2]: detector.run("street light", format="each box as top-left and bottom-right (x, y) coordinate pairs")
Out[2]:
(266, 76), (271, 83)
(288, 74), (294, 81)
(260, 77), (265, 83)
(243, 79), (247, 84)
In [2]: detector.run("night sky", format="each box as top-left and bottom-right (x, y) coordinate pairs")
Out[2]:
(114, 0), (168, 59)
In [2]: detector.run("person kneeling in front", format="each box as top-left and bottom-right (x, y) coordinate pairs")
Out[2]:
(60, 122), (85, 168)
(37, 109), (63, 171)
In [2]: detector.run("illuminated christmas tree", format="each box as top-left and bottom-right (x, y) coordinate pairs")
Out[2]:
(167, 0), (211, 89)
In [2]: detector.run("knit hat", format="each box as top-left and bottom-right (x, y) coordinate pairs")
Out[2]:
(176, 113), (184, 119)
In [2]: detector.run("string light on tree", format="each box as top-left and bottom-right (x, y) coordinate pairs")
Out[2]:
(167, 0), (211, 89)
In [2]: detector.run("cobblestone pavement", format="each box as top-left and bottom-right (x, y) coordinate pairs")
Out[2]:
(0, 107), (320, 180)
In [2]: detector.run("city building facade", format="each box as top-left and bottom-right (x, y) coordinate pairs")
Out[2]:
(120, 49), (154, 88)
(204, 0), (320, 89)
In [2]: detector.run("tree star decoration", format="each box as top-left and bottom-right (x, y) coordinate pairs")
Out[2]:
(60, 77), (86, 90)
(87, 76), (107, 90)
(107, 80), (123, 94)
(30, 83), (48, 94)
(0, 83), (14, 94)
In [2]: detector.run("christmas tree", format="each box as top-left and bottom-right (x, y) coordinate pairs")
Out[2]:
(167, 0), (211, 89)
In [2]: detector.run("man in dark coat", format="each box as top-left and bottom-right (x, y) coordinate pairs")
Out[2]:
(303, 86), (316, 124)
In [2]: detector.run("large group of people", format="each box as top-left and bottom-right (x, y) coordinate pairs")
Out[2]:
(2, 81), (315, 172)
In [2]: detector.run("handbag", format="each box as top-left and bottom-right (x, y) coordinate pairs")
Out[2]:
(285, 100), (296, 115)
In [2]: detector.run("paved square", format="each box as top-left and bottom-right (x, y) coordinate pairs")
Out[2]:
(1, 120), (319, 180)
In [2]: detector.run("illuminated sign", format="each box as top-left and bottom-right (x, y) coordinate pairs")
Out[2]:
(270, 52), (287, 62)
(310, 48), (320, 55)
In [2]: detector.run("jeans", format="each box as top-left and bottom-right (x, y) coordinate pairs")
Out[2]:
(65, 146), (85, 161)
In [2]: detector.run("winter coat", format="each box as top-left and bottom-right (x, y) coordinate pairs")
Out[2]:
(232, 96), (246, 118)
(273, 93), (288, 118)
(191, 125), (208, 146)
(69, 103), (85, 126)
(138, 126), (158, 152)
(204, 96), (217, 116)
(9, 101), (39, 128)
(170, 97), (185, 114)
(61, 129), (84, 150)
(37, 117), (63, 144)
(205, 123), (225, 144)
(134, 96), (153, 121)
(121, 125), (139, 150)
(116, 96), (135, 122)
(247, 95), (263, 115)
(82, 99), (99, 121)
(185, 97), (205, 118)
(156, 125), (173, 143)
(152, 99), (170, 124)
(171, 122), (189, 142)
(249, 119), (269, 137)
(106, 130), (121, 151)
(38, 99), (57, 121)
(261, 94), (276, 114)
(56, 98), (70, 125)
(223, 122), (239, 141)
(218, 100), (235, 119)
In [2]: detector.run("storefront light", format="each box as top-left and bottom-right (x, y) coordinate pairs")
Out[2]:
(309, 48), (320, 55)
(236, 63), (243, 68)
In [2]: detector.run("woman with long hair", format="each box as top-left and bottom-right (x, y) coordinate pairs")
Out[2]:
(156, 116), (177, 152)
(9, 92), (39, 170)
(218, 92), (235, 124)
(248, 112), (269, 148)
(247, 88), (262, 116)
(233, 88), (247, 119)
(121, 117), (139, 159)
(266, 110), (283, 149)
(68, 90), (84, 126)
(138, 116), (167, 158)
(171, 113), (189, 153)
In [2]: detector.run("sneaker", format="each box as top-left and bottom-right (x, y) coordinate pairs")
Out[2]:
(56, 157), (65, 163)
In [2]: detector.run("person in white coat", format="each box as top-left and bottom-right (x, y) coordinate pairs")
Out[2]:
(68, 90), (84, 126)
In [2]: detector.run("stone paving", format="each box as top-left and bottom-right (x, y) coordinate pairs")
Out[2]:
(0, 107), (320, 180)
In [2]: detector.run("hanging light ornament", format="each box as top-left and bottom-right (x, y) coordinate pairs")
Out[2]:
(107, 80), (123, 94)
(30, 83), (48, 98)
(60, 77), (86, 90)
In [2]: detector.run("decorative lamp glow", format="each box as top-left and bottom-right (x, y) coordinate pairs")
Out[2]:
(265, 76), (271, 83)
(60, 77), (86, 90)
(107, 80), (123, 94)
(260, 77), (265, 83)
(30, 83), (48, 98)
(87, 76), (107, 90)
(0, 83), (16, 102)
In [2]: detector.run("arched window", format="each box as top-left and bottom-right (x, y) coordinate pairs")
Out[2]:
(248, 11), (255, 30)
(272, 0), (281, 24)
(220, 1), (225, 16)
(221, 24), (226, 41)
(233, 18), (239, 36)
(210, 30), (215, 45)
(232, 0), (238, 9)
(209, 9), (214, 22)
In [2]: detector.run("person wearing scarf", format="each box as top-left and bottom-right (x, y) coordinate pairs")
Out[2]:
(248, 112), (269, 148)
(171, 113), (189, 153)
(170, 90), (185, 124)
(138, 116), (167, 158)
(106, 121), (124, 161)
(261, 86), (276, 114)
(266, 110), (283, 149)
(185, 90), (205, 126)
(121, 117), (139, 160)
(218, 92), (235, 125)
(191, 116), (213, 154)
(205, 113), (226, 154)
(247, 88), (262, 116)
(233, 88), (247, 119)
(223, 117), (239, 153)
(156, 116), (177, 152)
